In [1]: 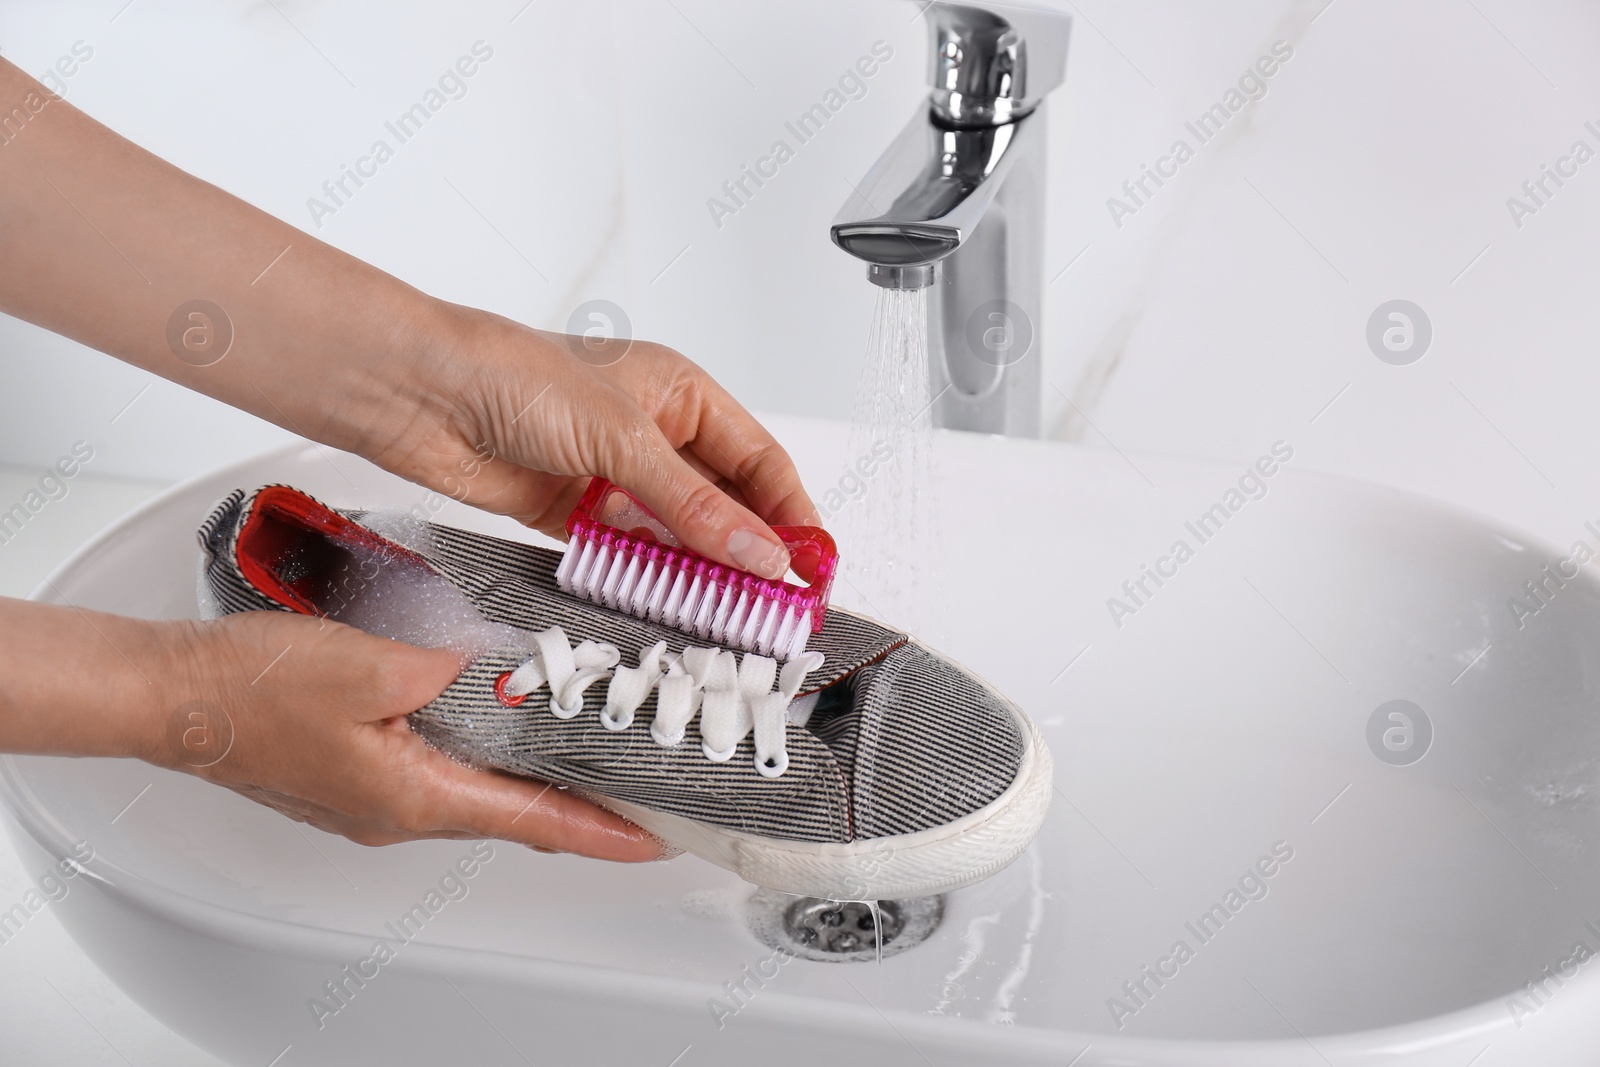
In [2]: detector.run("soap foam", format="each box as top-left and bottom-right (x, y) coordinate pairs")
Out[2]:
(356, 506), (438, 557)
(306, 535), (531, 658)
(196, 555), (222, 621)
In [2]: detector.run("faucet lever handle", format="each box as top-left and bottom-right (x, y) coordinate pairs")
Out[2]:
(924, 2), (1071, 127)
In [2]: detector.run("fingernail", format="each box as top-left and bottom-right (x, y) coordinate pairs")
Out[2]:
(727, 528), (789, 579)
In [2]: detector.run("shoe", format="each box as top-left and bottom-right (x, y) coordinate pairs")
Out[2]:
(196, 484), (1052, 900)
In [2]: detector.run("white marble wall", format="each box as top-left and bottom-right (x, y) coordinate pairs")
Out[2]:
(0, 0), (631, 480)
(1, 0), (1598, 541)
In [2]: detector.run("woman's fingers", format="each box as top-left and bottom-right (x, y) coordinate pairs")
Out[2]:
(399, 745), (662, 861)
(230, 721), (662, 859)
(646, 370), (819, 529)
(599, 415), (792, 580)
(396, 325), (823, 570)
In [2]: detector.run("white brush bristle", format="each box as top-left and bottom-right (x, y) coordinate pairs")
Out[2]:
(557, 534), (812, 661)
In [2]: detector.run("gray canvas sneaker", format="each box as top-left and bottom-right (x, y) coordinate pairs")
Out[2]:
(197, 484), (1052, 900)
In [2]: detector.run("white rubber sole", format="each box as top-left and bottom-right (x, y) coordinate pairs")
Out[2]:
(599, 680), (1053, 901)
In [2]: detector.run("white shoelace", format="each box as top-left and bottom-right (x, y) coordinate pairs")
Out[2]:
(500, 626), (825, 778)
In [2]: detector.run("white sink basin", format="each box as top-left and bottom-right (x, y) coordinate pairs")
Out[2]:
(5, 414), (1599, 1066)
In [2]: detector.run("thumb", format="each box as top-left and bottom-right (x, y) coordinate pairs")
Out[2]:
(330, 624), (468, 723)
(604, 421), (791, 580)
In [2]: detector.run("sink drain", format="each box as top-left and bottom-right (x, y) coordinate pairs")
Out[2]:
(746, 889), (944, 963)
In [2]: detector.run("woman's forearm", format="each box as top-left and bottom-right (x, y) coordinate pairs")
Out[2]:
(0, 596), (178, 762)
(0, 57), (444, 457)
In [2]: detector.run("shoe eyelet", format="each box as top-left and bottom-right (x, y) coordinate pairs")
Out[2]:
(756, 752), (788, 779)
(701, 741), (737, 763)
(494, 672), (527, 707)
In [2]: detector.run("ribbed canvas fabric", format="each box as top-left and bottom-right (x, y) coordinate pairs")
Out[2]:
(828, 644), (1029, 841)
(197, 485), (1028, 846)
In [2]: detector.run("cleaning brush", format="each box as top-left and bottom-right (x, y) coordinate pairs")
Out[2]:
(555, 478), (837, 661)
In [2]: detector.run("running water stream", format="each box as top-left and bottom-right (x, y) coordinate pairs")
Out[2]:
(840, 290), (942, 967)
(841, 285), (941, 639)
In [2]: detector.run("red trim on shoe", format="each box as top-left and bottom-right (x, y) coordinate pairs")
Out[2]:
(235, 486), (426, 615)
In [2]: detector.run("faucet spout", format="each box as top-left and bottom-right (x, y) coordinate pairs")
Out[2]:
(831, 114), (1031, 282)
(830, 2), (1070, 437)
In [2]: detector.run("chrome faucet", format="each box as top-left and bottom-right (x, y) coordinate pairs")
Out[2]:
(832, 2), (1070, 437)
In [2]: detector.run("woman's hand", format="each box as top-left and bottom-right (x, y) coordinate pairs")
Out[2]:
(153, 610), (662, 860)
(357, 304), (819, 581)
